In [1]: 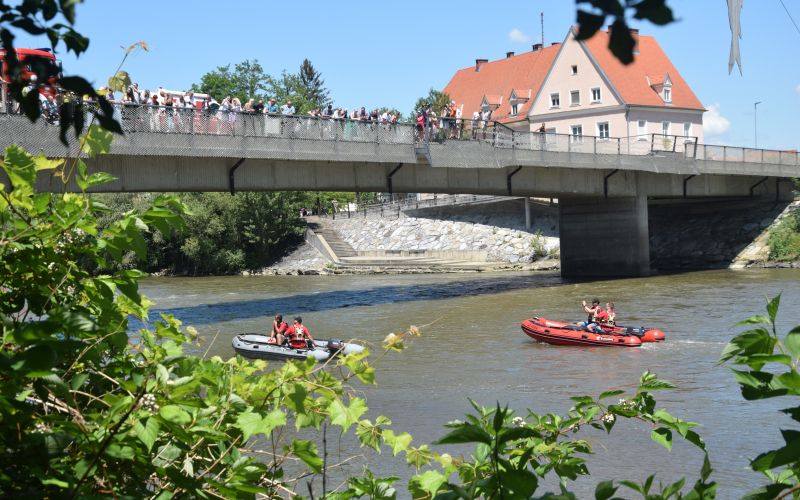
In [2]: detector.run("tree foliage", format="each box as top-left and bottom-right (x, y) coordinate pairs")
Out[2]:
(298, 58), (332, 110)
(575, 0), (676, 64)
(411, 88), (452, 117)
(191, 59), (270, 103)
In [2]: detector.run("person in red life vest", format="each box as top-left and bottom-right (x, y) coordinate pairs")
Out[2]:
(285, 316), (315, 349)
(598, 302), (616, 327)
(577, 298), (604, 332)
(268, 314), (288, 344)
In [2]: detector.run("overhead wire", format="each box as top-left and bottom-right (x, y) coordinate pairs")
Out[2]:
(778, 0), (800, 36)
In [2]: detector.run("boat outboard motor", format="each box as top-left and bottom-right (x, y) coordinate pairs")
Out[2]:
(327, 339), (344, 354)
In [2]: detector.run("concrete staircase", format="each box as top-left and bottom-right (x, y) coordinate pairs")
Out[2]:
(305, 217), (357, 259)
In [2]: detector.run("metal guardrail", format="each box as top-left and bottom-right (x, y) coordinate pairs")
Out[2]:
(335, 194), (519, 220)
(0, 98), (797, 168)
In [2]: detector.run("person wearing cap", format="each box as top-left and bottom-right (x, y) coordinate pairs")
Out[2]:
(284, 316), (314, 349)
(577, 298), (604, 332)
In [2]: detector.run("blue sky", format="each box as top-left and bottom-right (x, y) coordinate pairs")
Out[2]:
(14, 0), (800, 150)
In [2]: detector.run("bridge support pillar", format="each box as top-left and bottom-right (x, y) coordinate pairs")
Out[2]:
(559, 196), (650, 278)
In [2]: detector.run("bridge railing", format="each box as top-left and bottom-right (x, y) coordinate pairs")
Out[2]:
(2, 98), (797, 168)
(428, 119), (699, 157)
(694, 143), (799, 166)
(82, 103), (418, 145)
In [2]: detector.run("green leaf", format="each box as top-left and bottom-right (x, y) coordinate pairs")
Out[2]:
(434, 423), (492, 446)
(290, 440), (323, 473)
(108, 70), (131, 93)
(599, 389), (625, 399)
(328, 398), (368, 433)
(785, 330), (800, 358)
(82, 124), (113, 157)
(751, 435), (800, 471)
(159, 405), (192, 426)
(575, 11), (606, 40)
(383, 430), (412, 456)
(235, 409), (286, 441)
(134, 417), (160, 452)
(498, 468), (539, 498)
(767, 294), (781, 325)
(595, 480), (618, 500)
(651, 427), (673, 451)
(408, 470), (446, 498)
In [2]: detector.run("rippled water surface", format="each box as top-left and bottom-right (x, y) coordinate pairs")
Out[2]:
(140, 269), (800, 498)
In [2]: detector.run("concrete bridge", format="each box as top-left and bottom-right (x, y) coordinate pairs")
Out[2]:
(0, 107), (795, 278)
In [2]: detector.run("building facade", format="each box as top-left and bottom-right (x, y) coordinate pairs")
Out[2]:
(443, 27), (705, 143)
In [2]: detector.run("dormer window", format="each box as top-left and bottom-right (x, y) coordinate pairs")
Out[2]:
(650, 73), (673, 104)
(511, 103), (518, 116)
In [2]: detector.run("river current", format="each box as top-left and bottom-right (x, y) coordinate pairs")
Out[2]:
(139, 269), (800, 498)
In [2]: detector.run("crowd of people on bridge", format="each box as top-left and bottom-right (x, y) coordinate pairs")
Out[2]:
(14, 78), (498, 143)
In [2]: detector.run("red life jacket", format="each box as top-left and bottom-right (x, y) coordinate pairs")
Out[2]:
(288, 325), (308, 349)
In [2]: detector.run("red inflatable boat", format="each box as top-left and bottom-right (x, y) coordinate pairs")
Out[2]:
(521, 317), (642, 347)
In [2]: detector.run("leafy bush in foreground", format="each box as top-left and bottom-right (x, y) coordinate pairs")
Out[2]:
(3, 131), (799, 498)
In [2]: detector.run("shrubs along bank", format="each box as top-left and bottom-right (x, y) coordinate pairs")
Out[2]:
(93, 191), (354, 275)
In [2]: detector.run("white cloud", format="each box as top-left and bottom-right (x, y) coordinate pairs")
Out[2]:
(509, 28), (531, 44)
(704, 103), (731, 136)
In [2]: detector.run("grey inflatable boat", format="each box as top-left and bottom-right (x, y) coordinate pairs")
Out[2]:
(232, 334), (365, 361)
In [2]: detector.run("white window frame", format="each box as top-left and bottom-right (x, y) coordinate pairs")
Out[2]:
(550, 92), (560, 108)
(597, 122), (609, 140)
(570, 125), (583, 143)
(683, 122), (691, 137)
(591, 87), (601, 103)
(570, 90), (580, 106)
(661, 121), (670, 136)
(571, 65), (578, 75)
(510, 103), (518, 116)
(663, 87), (671, 103)
(637, 119), (647, 140)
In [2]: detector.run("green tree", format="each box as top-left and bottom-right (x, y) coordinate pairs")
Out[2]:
(298, 58), (332, 110)
(411, 88), (451, 118)
(266, 69), (315, 113)
(191, 59), (270, 102)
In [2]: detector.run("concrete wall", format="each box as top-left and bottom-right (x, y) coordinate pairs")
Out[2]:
(559, 196), (650, 278)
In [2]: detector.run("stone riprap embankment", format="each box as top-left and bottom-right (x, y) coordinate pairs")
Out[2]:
(331, 199), (560, 264)
(649, 199), (798, 270)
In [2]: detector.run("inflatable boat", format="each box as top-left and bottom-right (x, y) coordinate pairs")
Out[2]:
(521, 318), (641, 347)
(232, 334), (365, 361)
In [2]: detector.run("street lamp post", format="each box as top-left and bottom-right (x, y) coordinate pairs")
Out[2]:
(754, 101), (762, 149)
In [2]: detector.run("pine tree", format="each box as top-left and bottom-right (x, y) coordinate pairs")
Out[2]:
(298, 59), (331, 109)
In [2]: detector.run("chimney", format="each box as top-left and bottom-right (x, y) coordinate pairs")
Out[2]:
(475, 58), (488, 71)
(506, 51), (515, 58)
(531, 43), (543, 52)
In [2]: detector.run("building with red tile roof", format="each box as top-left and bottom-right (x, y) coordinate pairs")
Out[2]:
(443, 27), (705, 144)
(442, 44), (559, 126)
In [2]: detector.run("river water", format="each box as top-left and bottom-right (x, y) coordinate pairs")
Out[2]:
(140, 269), (800, 498)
